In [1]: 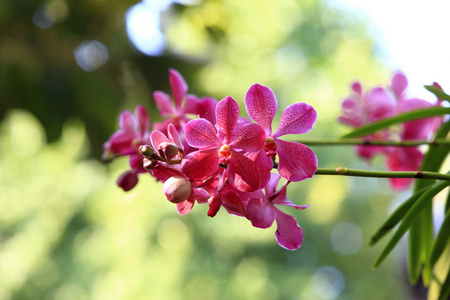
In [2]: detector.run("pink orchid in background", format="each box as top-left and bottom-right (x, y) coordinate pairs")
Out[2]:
(339, 71), (443, 190)
(181, 96), (266, 192)
(245, 83), (318, 182)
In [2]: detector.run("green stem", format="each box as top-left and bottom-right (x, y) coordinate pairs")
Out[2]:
(315, 168), (450, 181)
(296, 138), (450, 147)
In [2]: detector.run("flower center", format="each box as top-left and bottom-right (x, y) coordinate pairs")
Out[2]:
(263, 137), (277, 157)
(218, 144), (232, 165)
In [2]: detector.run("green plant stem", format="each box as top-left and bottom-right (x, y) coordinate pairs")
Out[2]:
(315, 168), (450, 181)
(296, 138), (450, 147)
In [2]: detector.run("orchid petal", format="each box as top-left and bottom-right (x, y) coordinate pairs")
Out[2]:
(153, 91), (174, 116)
(208, 194), (222, 217)
(119, 110), (137, 132)
(169, 69), (188, 109)
(247, 150), (272, 190)
(273, 103), (317, 138)
(135, 105), (151, 133)
(167, 123), (183, 150)
(222, 190), (247, 217)
(176, 193), (195, 215)
(245, 84), (277, 135)
(216, 96), (240, 144)
(276, 140), (317, 182)
(109, 131), (136, 155)
(227, 150), (260, 192)
(116, 171), (138, 192)
(185, 95), (218, 125)
(193, 188), (210, 203)
(150, 130), (170, 150)
(151, 164), (183, 182)
(365, 87), (396, 122)
(184, 118), (220, 148)
(391, 71), (408, 99)
(246, 197), (275, 228)
(274, 209), (304, 250)
(181, 148), (219, 180)
(232, 123), (265, 152)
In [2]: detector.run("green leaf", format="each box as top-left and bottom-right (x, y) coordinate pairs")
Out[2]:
(341, 107), (450, 138)
(408, 120), (450, 284)
(369, 187), (428, 246)
(372, 181), (450, 269)
(425, 85), (450, 102)
(429, 209), (450, 269)
(438, 269), (450, 300)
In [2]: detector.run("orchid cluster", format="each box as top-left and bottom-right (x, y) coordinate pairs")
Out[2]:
(102, 69), (318, 250)
(338, 71), (443, 190)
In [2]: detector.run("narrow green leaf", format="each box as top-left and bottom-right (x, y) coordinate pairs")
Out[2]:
(369, 187), (427, 246)
(373, 181), (450, 269)
(429, 209), (450, 269)
(425, 85), (450, 102)
(409, 120), (450, 283)
(341, 107), (450, 138)
(438, 269), (450, 300)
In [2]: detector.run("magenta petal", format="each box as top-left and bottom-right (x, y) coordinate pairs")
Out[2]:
(169, 69), (188, 109)
(227, 150), (261, 192)
(135, 105), (150, 133)
(167, 123), (183, 150)
(151, 164), (183, 182)
(273, 103), (317, 138)
(276, 140), (317, 182)
(232, 123), (265, 152)
(109, 131), (135, 154)
(181, 148), (219, 180)
(391, 71), (408, 99)
(119, 110), (137, 132)
(184, 119), (220, 148)
(247, 150), (272, 190)
(245, 84), (277, 135)
(116, 171), (138, 191)
(150, 130), (170, 150)
(153, 91), (174, 116)
(185, 95), (218, 125)
(177, 194), (195, 215)
(222, 190), (247, 217)
(274, 209), (303, 250)
(216, 96), (240, 144)
(246, 197), (275, 229)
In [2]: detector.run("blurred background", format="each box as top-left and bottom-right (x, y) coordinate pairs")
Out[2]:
(1, 0), (447, 299)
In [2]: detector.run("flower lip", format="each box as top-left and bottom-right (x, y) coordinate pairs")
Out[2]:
(218, 144), (232, 164)
(263, 137), (277, 156)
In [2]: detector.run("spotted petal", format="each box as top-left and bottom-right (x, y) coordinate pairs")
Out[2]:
(232, 123), (265, 152)
(216, 96), (240, 144)
(245, 84), (277, 135)
(227, 150), (260, 192)
(276, 140), (317, 182)
(273, 103), (317, 138)
(184, 118), (220, 148)
(181, 148), (219, 180)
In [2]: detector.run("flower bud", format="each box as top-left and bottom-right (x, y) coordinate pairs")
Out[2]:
(116, 171), (138, 191)
(143, 157), (158, 170)
(138, 144), (155, 157)
(162, 176), (192, 203)
(158, 142), (179, 161)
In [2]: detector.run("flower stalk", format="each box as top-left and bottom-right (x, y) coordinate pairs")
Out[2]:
(315, 168), (450, 181)
(296, 138), (450, 147)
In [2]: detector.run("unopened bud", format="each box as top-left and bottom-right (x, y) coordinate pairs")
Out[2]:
(162, 176), (192, 203)
(158, 142), (179, 161)
(101, 151), (114, 164)
(116, 171), (138, 191)
(143, 157), (158, 170)
(138, 144), (155, 157)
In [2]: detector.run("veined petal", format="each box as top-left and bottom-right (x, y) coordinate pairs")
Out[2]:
(227, 150), (261, 192)
(273, 103), (317, 138)
(245, 84), (277, 135)
(181, 148), (219, 180)
(274, 209), (303, 250)
(246, 197), (275, 229)
(184, 118), (220, 148)
(276, 140), (318, 182)
(231, 123), (265, 152)
(152, 164), (183, 182)
(169, 68), (188, 109)
(222, 190), (247, 217)
(216, 96), (240, 144)
(135, 105), (150, 133)
(153, 91), (174, 116)
(247, 150), (272, 190)
(119, 110), (137, 132)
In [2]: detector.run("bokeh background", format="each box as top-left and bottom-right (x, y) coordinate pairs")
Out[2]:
(0, 0), (445, 299)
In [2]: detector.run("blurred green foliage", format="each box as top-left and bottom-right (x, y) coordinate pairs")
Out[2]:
(0, 0), (427, 299)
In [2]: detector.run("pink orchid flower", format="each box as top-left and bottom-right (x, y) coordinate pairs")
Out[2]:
(181, 96), (266, 192)
(244, 83), (318, 182)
